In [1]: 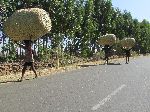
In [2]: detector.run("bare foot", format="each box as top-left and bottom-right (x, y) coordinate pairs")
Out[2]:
(17, 79), (22, 82)
(34, 75), (38, 79)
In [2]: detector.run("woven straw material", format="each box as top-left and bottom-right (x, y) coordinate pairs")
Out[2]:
(3, 8), (51, 41)
(120, 38), (135, 49)
(98, 34), (116, 46)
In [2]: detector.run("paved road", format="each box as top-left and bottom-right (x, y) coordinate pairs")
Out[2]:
(0, 56), (150, 112)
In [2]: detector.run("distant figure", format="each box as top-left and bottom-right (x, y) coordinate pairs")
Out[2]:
(15, 40), (38, 81)
(102, 45), (112, 64)
(123, 48), (132, 64)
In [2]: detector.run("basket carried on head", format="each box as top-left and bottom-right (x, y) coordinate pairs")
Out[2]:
(98, 34), (116, 46)
(3, 8), (52, 41)
(120, 38), (135, 49)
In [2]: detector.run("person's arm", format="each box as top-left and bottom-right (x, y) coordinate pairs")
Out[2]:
(32, 50), (36, 56)
(121, 47), (125, 52)
(129, 48), (132, 51)
(109, 46), (112, 51)
(14, 42), (25, 49)
(110, 45), (113, 49)
(101, 46), (105, 51)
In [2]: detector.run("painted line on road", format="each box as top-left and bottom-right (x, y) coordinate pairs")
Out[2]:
(91, 84), (127, 111)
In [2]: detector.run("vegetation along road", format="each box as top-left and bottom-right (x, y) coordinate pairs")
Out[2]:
(0, 56), (150, 112)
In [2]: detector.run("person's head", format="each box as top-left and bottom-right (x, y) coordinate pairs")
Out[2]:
(105, 45), (109, 48)
(24, 40), (32, 47)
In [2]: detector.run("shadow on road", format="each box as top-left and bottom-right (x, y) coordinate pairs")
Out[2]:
(107, 63), (121, 65)
(0, 78), (32, 84)
(78, 64), (97, 67)
(0, 80), (20, 84)
(99, 63), (121, 65)
(78, 62), (121, 67)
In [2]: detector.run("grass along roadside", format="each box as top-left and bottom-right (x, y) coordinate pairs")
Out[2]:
(0, 56), (136, 84)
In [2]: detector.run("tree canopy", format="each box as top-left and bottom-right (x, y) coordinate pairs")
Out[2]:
(1, 0), (150, 59)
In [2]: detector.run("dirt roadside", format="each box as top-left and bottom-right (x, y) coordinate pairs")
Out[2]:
(0, 57), (135, 84)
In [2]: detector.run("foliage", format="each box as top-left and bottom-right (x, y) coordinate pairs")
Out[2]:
(1, 39), (17, 62)
(1, 0), (150, 63)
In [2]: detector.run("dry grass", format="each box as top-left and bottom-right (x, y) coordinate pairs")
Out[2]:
(0, 57), (132, 84)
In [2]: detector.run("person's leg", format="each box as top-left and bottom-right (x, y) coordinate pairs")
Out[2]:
(128, 56), (129, 62)
(20, 65), (27, 81)
(106, 57), (109, 64)
(125, 56), (128, 64)
(31, 63), (38, 78)
(104, 55), (107, 64)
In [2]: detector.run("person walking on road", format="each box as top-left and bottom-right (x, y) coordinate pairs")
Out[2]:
(15, 40), (38, 81)
(102, 45), (112, 64)
(123, 48), (132, 64)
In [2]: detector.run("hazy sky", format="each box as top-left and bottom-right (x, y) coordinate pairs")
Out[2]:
(112, 0), (150, 22)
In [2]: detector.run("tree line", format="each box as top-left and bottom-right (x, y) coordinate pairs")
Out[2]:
(0, 0), (150, 61)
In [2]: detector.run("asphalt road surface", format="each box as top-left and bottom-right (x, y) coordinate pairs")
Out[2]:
(0, 56), (150, 112)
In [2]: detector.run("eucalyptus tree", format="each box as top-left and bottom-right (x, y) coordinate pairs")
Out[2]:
(0, 0), (14, 56)
(93, 0), (113, 36)
(110, 8), (126, 39)
(131, 19), (141, 52)
(72, 0), (85, 55)
(61, 0), (77, 55)
(40, 0), (71, 49)
(139, 19), (150, 53)
(79, 0), (98, 57)
(122, 10), (134, 37)
(0, 0), (15, 17)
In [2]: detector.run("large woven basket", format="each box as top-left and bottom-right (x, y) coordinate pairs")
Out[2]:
(3, 8), (52, 41)
(120, 38), (135, 49)
(98, 34), (116, 46)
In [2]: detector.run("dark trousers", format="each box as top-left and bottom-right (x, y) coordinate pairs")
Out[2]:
(126, 56), (129, 63)
(104, 55), (109, 64)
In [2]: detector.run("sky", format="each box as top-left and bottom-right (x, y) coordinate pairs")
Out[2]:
(112, 0), (150, 22)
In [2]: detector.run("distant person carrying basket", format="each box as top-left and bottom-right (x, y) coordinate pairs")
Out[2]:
(120, 38), (135, 64)
(102, 45), (112, 64)
(98, 34), (116, 64)
(123, 48), (131, 64)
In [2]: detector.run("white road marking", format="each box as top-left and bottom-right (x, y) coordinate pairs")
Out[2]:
(91, 84), (127, 111)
